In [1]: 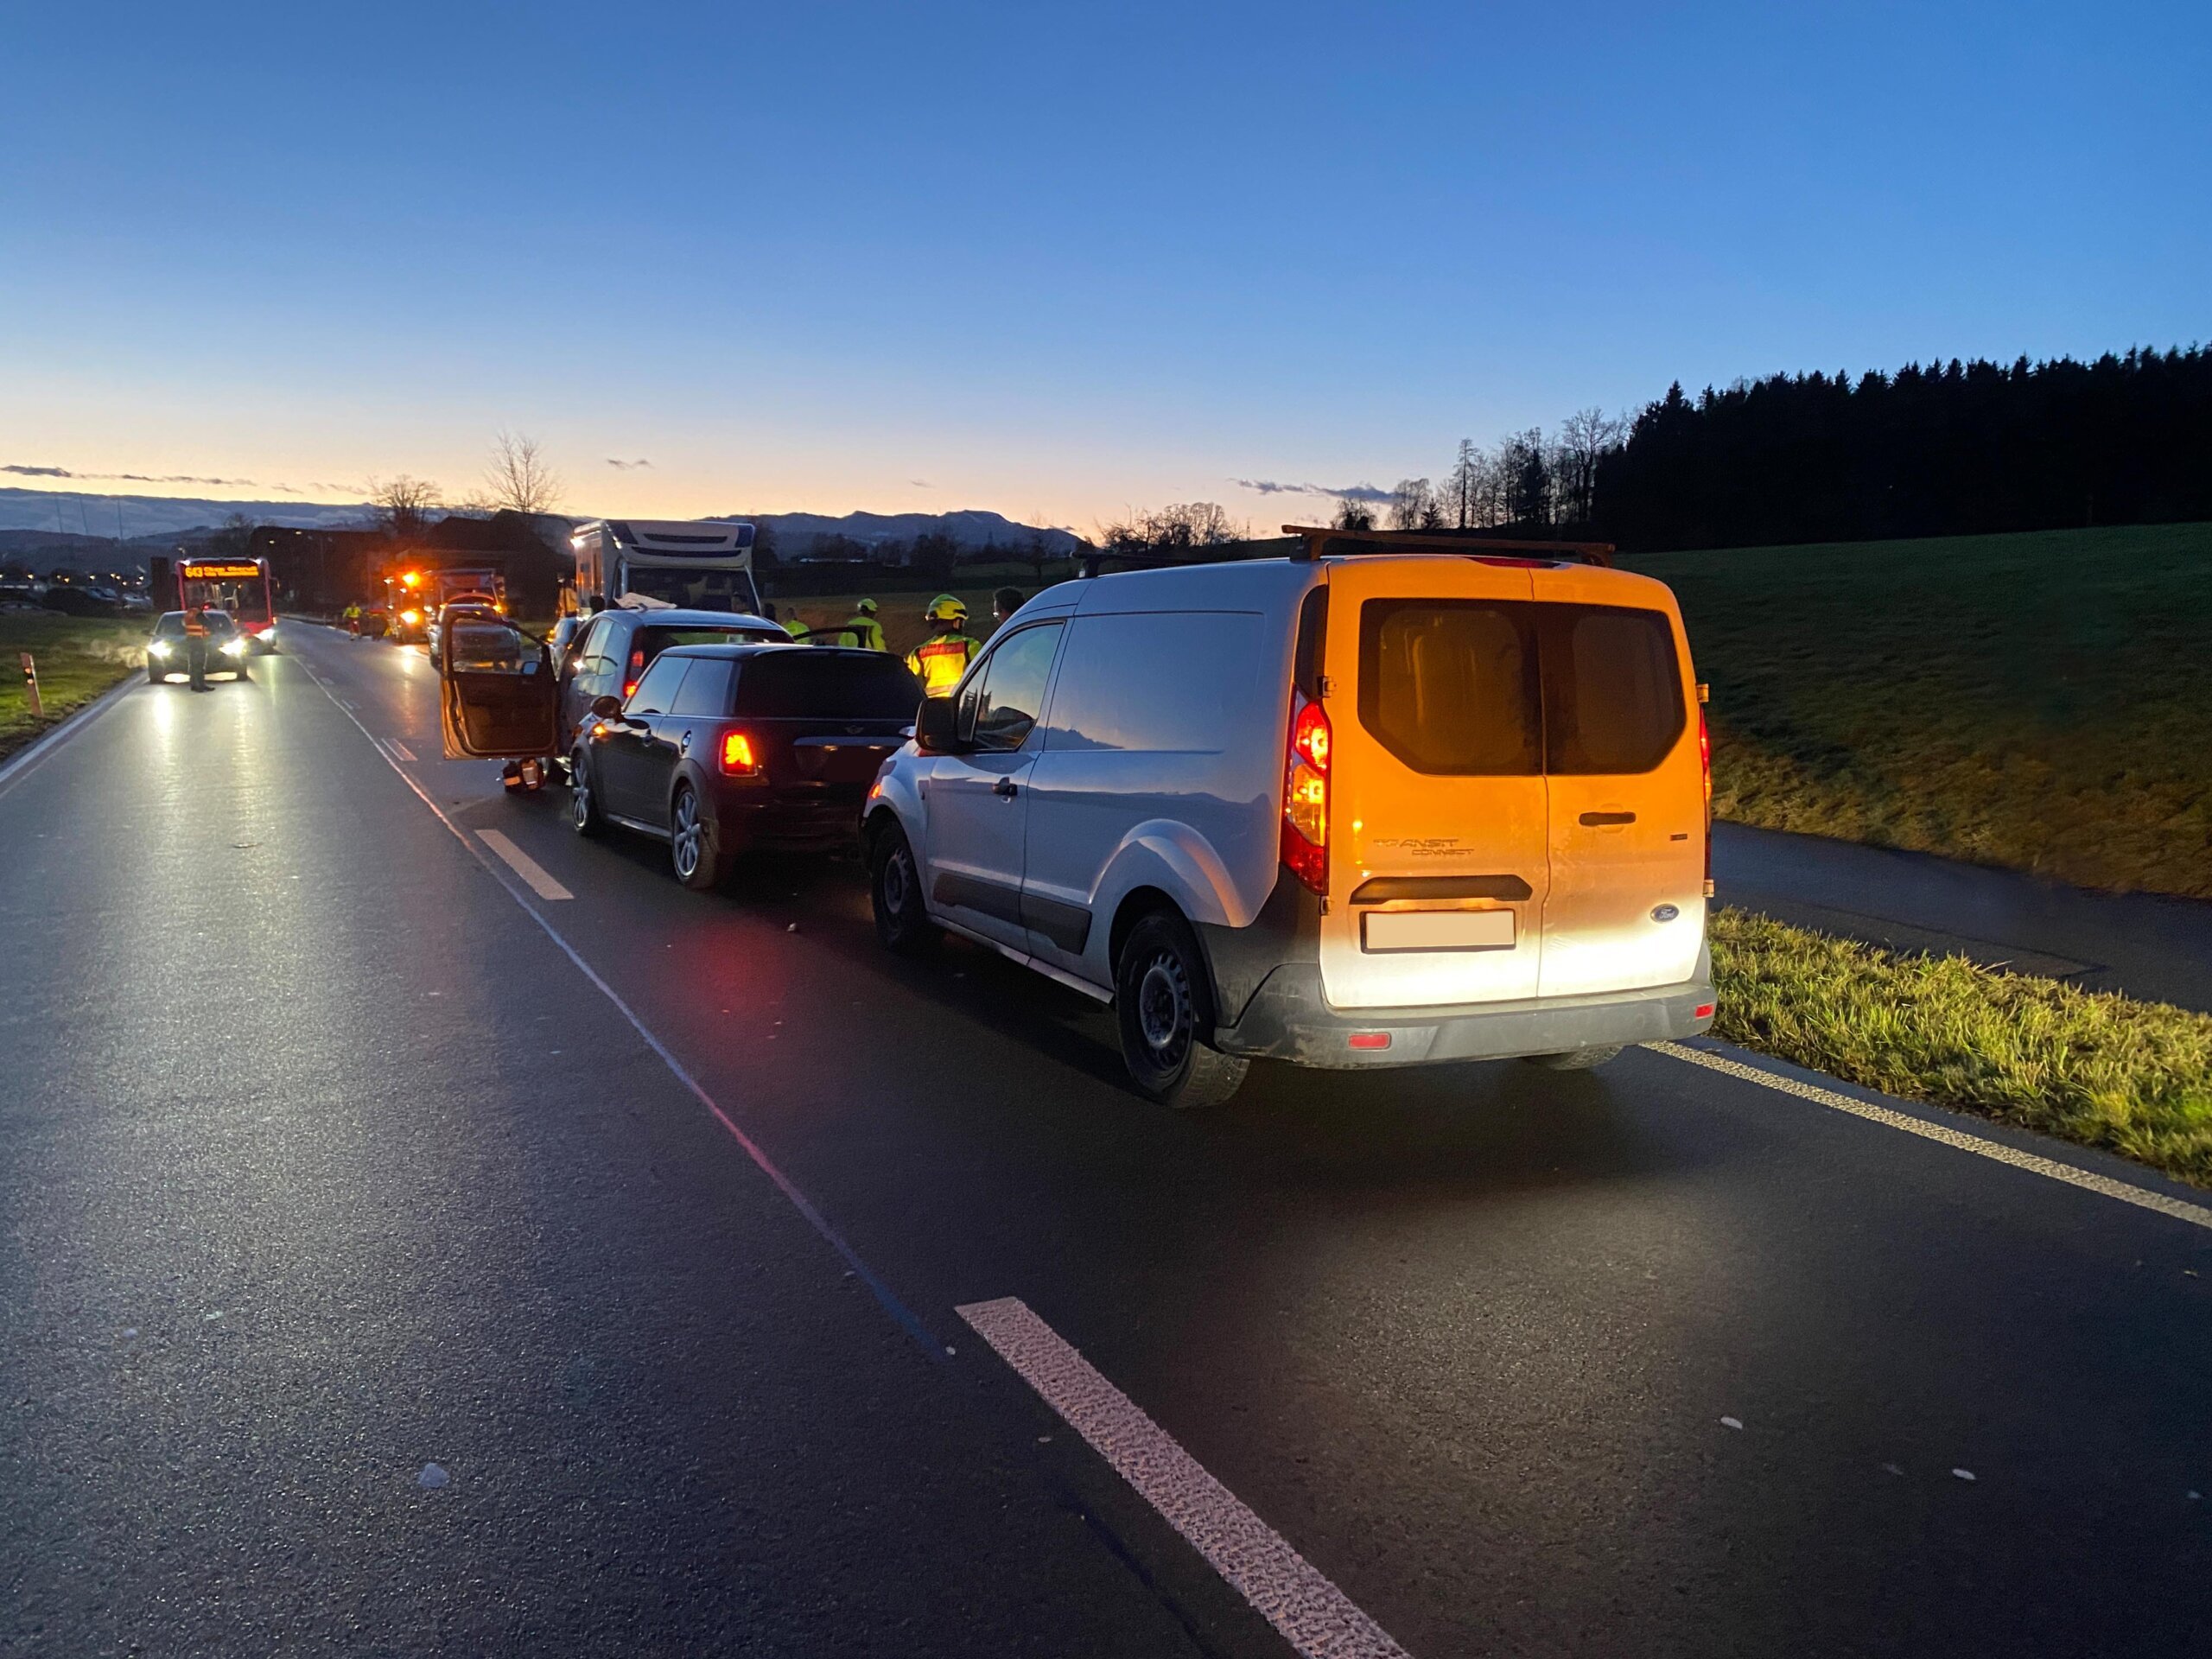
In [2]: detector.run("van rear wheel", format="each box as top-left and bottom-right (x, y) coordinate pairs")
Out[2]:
(1116, 912), (1248, 1110)
(1522, 1045), (1623, 1071)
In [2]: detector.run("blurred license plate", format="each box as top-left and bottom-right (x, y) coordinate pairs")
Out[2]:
(1361, 908), (1516, 953)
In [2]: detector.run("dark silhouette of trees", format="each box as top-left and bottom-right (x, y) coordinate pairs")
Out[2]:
(1592, 346), (2212, 550)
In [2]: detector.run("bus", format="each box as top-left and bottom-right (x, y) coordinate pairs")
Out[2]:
(569, 520), (764, 616)
(179, 556), (277, 650)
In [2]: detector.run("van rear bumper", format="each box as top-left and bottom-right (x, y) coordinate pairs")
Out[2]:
(1211, 949), (1714, 1068)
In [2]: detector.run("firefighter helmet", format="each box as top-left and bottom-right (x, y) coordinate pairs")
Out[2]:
(925, 594), (967, 625)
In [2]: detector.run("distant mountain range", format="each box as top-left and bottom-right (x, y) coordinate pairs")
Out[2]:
(0, 486), (1084, 562)
(720, 509), (1084, 559)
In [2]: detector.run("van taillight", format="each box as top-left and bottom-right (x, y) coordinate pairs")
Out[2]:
(1281, 694), (1331, 894)
(1699, 707), (1713, 893)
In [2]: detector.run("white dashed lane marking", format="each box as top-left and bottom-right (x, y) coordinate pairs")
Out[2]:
(476, 829), (574, 901)
(957, 1296), (1412, 1659)
(387, 738), (416, 762)
(1648, 1040), (2212, 1233)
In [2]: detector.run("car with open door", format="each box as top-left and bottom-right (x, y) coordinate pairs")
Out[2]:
(567, 642), (919, 891)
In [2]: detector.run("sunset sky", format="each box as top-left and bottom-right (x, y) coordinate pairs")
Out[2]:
(4, 0), (2206, 534)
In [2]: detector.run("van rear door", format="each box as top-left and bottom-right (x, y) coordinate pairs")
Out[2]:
(1320, 559), (1549, 1010)
(1528, 568), (1704, 997)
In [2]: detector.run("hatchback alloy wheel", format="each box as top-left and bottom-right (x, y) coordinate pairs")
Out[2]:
(671, 789), (702, 881)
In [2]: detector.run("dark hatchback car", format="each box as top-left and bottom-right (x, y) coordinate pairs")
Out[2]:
(553, 606), (785, 760)
(569, 643), (922, 890)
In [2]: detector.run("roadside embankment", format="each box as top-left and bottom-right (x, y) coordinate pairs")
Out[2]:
(1709, 907), (2212, 1185)
(1626, 521), (2212, 899)
(0, 614), (143, 763)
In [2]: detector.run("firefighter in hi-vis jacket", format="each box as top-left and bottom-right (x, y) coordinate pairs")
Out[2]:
(906, 594), (977, 696)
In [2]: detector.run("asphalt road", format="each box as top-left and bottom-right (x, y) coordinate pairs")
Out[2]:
(1715, 823), (2212, 1014)
(4, 626), (2211, 1657)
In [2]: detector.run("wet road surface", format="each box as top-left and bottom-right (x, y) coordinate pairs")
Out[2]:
(4, 626), (2210, 1657)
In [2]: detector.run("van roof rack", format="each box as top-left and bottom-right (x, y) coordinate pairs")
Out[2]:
(1281, 526), (1614, 567)
(1077, 548), (1217, 579)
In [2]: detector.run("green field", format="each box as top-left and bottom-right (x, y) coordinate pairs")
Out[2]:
(0, 613), (145, 761)
(1624, 522), (2212, 898)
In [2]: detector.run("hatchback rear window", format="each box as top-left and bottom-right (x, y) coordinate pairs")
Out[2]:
(1358, 599), (1684, 776)
(731, 652), (921, 719)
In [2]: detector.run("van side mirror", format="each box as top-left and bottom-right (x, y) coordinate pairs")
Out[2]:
(913, 695), (962, 753)
(589, 693), (624, 720)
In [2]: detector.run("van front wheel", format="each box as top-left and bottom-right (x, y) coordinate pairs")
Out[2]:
(1522, 1046), (1623, 1071)
(1116, 912), (1248, 1110)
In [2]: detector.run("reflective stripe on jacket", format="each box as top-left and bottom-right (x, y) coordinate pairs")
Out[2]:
(907, 632), (975, 696)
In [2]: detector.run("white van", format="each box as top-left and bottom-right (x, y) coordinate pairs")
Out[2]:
(862, 530), (1716, 1106)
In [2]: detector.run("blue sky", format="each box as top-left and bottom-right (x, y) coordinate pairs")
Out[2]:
(3, 1), (2205, 531)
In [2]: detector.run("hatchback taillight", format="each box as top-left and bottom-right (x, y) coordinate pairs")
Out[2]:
(720, 729), (762, 777)
(1281, 694), (1331, 894)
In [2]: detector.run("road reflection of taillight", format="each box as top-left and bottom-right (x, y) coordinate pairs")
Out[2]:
(1281, 694), (1331, 894)
(720, 729), (761, 777)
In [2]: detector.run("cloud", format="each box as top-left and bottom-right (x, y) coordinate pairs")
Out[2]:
(910, 478), (932, 488)
(605, 457), (652, 470)
(1233, 477), (1392, 503)
(6, 461), (266, 487)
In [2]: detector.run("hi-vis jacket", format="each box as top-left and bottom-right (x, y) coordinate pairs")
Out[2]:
(906, 631), (976, 696)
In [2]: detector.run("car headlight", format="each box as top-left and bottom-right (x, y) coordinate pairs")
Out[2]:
(221, 637), (249, 657)
(149, 639), (173, 657)
(401, 609), (421, 626)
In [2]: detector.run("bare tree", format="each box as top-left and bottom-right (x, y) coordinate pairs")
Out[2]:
(370, 475), (442, 538)
(1553, 407), (1625, 526)
(480, 431), (563, 516)
(1387, 478), (1440, 531)
(1332, 496), (1376, 532)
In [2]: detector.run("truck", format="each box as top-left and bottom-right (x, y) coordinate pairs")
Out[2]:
(569, 519), (763, 617)
(384, 562), (507, 643)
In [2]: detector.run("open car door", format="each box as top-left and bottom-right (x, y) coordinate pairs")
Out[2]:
(438, 618), (559, 761)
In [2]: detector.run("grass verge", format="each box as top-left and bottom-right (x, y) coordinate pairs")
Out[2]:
(0, 613), (145, 763)
(1623, 521), (2212, 898)
(1708, 907), (2212, 1186)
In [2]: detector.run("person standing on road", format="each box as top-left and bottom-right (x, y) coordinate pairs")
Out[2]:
(343, 602), (362, 636)
(182, 602), (211, 691)
(838, 596), (887, 652)
(906, 594), (976, 696)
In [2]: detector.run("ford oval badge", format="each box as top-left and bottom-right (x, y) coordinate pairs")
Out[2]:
(1651, 904), (1680, 923)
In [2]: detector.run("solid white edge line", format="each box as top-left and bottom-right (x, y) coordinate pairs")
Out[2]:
(957, 1296), (1413, 1659)
(478, 828), (574, 900)
(1647, 1040), (2212, 1233)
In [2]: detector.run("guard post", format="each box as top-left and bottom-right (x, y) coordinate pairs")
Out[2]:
(18, 652), (40, 719)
